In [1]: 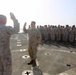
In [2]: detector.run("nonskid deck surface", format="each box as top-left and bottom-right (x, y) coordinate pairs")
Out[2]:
(11, 34), (76, 75)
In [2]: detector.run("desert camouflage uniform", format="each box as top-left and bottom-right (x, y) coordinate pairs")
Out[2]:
(56, 26), (61, 42)
(69, 27), (76, 43)
(44, 26), (48, 42)
(63, 27), (70, 42)
(51, 27), (55, 41)
(54, 26), (58, 41)
(39, 26), (44, 41)
(48, 27), (51, 41)
(24, 28), (41, 60)
(0, 19), (19, 75)
(61, 27), (65, 42)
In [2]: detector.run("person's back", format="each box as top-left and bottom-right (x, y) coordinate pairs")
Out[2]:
(0, 13), (19, 75)
(0, 25), (10, 48)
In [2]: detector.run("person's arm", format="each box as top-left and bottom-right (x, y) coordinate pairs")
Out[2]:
(23, 22), (28, 33)
(6, 12), (20, 34)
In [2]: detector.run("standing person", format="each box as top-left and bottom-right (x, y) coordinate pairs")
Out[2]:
(69, 25), (76, 43)
(61, 26), (65, 42)
(56, 25), (61, 42)
(63, 25), (70, 42)
(44, 25), (48, 42)
(51, 26), (55, 41)
(23, 21), (42, 66)
(48, 25), (51, 42)
(0, 13), (20, 75)
(39, 26), (44, 42)
(54, 26), (58, 41)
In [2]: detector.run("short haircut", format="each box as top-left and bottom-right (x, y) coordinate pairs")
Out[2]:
(0, 15), (6, 19)
(0, 15), (7, 24)
(31, 21), (36, 24)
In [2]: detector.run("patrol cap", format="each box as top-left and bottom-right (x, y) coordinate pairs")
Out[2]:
(0, 15), (7, 25)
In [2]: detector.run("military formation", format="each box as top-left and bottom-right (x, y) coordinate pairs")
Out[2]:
(0, 12), (76, 75)
(36, 25), (76, 44)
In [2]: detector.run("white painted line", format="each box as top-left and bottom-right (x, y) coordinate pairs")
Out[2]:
(11, 49), (27, 52)
(17, 44), (22, 46)
(36, 59), (39, 67)
(31, 59), (40, 70)
(57, 50), (76, 54)
(17, 42), (21, 43)
(20, 49), (23, 52)
(23, 49), (27, 51)
(20, 49), (27, 52)
(50, 49), (76, 54)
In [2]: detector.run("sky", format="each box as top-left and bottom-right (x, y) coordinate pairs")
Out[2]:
(0, 0), (76, 29)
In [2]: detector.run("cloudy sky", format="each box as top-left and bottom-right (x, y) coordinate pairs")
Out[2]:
(0, 0), (76, 29)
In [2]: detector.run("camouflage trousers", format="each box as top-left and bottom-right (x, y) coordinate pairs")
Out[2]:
(69, 35), (75, 43)
(28, 44), (38, 60)
(56, 34), (61, 41)
(44, 34), (48, 41)
(63, 34), (69, 42)
(51, 34), (55, 41)
(0, 51), (12, 75)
